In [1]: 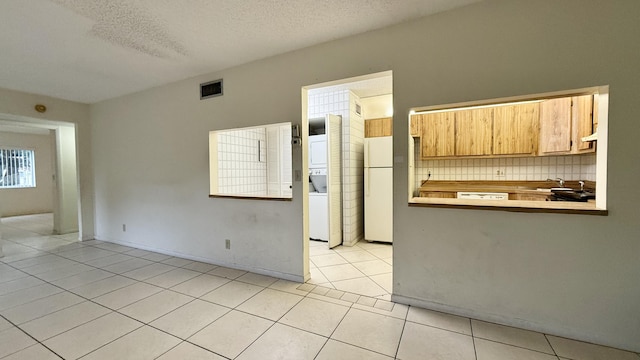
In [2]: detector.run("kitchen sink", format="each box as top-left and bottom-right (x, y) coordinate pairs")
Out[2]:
(550, 189), (595, 202)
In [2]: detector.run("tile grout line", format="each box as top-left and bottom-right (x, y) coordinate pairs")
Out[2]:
(470, 318), (478, 360)
(309, 241), (392, 299)
(472, 335), (563, 357)
(543, 333), (561, 358)
(1, 244), (241, 358)
(5, 237), (235, 309)
(394, 318), (408, 359)
(4, 226), (394, 358)
(3, 258), (223, 359)
(1, 253), (248, 336)
(307, 295), (395, 360)
(0, 313), (65, 359)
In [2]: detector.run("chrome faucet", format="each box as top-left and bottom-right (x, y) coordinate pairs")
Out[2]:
(547, 178), (565, 187)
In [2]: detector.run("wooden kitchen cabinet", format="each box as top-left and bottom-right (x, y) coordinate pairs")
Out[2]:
(455, 108), (493, 156)
(539, 97), (573, 154)
(365, 117), (392, 138)
(409, 115), (421, 137)
(537, 95), (595, 155)
(420, 112), (455, 158)
(493, 102), (539, 156)
(415, 93), (594, 159)
(572, 95), (595, 153)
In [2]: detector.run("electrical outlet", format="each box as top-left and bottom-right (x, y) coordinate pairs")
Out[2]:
(122, 224), (126, 232)
(496, 168), (506, 177)
(225, 239), (231, 249)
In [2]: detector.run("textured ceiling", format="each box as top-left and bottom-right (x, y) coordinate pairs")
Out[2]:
(0, 0), (480, 104)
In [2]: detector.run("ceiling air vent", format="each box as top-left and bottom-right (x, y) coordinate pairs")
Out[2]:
(200, 79), (223, 99)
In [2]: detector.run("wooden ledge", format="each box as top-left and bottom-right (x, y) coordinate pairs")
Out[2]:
(409, 197), (607, 216)
(209, 194), (292, 201)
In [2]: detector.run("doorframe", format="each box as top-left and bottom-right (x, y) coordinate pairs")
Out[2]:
(301, 70), (393, 283)
(0, 114), (83, 239)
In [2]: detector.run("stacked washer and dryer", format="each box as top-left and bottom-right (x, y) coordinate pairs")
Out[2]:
(308, 134), (329, 241)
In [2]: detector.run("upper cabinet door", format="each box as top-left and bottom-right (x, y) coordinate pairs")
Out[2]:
(365, 117), (392, 138)
(572, 95), (595, 153)
(493, 103), (539, 155)
(409, 114), (421, 137)
(421, 112), (455, 158)
(455, 108), (493, 156)
(539, 97), (573, 154)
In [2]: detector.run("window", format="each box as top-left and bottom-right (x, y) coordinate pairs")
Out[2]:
(209, 123), (293, 199)
(408, 86), (608, 214)
(0, 148), (36, 188)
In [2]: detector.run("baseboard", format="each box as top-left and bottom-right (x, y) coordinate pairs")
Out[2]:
(93, 236), (304, 283)
(343, 234), (364, 247)
(391, 293), (640, 353)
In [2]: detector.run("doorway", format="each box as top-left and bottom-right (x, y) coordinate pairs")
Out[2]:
(0, 116), (82, 240)
(302, 71), (394, 299)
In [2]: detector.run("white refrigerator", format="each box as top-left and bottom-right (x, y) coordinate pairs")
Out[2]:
(364, 136), (393, 243)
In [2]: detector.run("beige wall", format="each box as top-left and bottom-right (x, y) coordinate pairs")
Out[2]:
(0, 131), (54, 216)
(52, 126), (79, 234)
(0, 88), (93, 239)
(89, 0), (639, 352)
(361, 94), (393, 120)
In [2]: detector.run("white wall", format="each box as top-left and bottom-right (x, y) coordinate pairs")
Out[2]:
(90, 0), (640, 352)
(361, 94), (393, 119)
(52, 126), (79, 234)
(0, 131), (54, 216)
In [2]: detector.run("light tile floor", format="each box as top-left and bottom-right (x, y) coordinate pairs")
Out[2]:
(308, 239), (393, 300)
(1, 214), (638, 359)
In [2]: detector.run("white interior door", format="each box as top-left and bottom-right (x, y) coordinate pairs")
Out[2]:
(326, 114), (342, 248)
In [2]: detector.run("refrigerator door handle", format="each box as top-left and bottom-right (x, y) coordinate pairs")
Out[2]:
(365, 141), (369, 167)
(365, 168), (370, 196)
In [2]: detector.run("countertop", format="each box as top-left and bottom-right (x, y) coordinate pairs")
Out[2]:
(413, 180), (604, 215)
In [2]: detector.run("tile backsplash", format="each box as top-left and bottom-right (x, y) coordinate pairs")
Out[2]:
(414, 139), (597, 188)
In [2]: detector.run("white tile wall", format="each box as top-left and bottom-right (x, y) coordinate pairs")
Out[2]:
(344, 92), (364, 245)
(217, 128), (267, 196)
(308, 89), (364, 245)
(413, 138), (597, 193)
